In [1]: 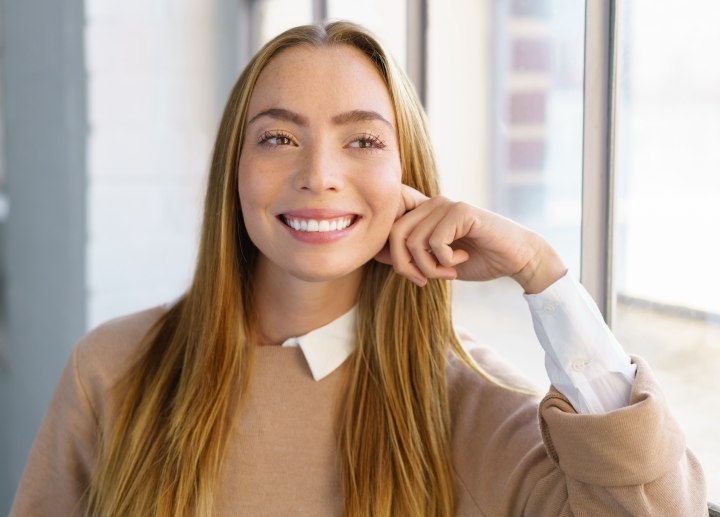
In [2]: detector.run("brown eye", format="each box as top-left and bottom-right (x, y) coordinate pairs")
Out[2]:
(258, 131), (296, 147)
(270, 136), (291, 145)
(347, 132), (386, 151)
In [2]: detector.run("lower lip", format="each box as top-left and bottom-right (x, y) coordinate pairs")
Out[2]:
(281, 218), (359, 243)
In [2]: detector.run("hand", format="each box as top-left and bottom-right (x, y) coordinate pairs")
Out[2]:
(373, 185), (568, 293)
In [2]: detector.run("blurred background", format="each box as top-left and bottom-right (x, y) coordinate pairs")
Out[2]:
(1, 0), (718, 510)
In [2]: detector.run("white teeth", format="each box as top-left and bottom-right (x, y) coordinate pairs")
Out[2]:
(284, 216), (355, 233)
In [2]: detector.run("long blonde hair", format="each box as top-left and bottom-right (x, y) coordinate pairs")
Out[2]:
(86, 21), (490, 516)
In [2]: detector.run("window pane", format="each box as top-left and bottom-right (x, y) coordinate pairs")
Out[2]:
(613, 0), (720, 497)
(428, 0), (586, 386)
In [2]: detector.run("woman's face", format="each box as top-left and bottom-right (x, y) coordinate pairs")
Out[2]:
(238, 45), (402, 284)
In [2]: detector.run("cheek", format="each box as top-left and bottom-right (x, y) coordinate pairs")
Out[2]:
(237, 152), (270, 207)
(237, 175), (253, 221)
(237, 160), (266, 231)
(367, 165), (402, 228)
(237, 175), (271, 257)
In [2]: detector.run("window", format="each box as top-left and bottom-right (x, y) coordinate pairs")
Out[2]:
(246, 0), (718, 500)
(427, 0), (585, 388)
(613, 0), (720, 497)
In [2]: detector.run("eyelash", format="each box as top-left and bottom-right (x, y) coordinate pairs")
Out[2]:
(348, 132), (386, 152)
(257, 130), (296, 147)
(255, 130), (387, 152)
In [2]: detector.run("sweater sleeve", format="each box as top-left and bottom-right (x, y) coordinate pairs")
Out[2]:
(9, 307), (165, 517)
(449, 341), (708, 516)
(9, 344), (98, 517)
(527, 354), (708, 516)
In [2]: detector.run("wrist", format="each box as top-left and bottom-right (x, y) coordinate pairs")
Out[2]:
(512, 240), (567, 294)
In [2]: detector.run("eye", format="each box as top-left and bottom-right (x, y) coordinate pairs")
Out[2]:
(347, 132), (386, 151)
(258, 130), (297, 147)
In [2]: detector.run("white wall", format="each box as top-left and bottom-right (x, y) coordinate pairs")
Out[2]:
(426, 0), (493, 209)
(84, 1), (223, 328)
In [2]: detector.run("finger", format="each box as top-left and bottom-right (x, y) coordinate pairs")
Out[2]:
(375, 237), (429, 286)
(387, 216), (431, 286)
(427, 206), (476, 267)
(412, 246), (458, 280)
(390, 195), (456, 282)
(388, 236), (429, 286)
(379, 187), (433, 270)
(407, 236), (457, 280)
(396, 184), (430, 219)
(429, 237), (470, 268)
(405, 222), (459, 280)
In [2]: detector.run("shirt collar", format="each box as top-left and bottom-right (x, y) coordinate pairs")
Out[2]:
(281, 306), (356, 381)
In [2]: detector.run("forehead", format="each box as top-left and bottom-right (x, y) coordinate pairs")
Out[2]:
(248, 45), (395, 122)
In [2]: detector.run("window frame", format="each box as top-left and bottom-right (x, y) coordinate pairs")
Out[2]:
(580, 0), (618, 323)
(591, 1), (718, 506)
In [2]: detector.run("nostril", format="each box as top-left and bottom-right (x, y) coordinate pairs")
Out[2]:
(294, 166), (344, 192)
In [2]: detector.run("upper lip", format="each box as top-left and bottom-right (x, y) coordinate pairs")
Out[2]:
(278, 208), (360, 219)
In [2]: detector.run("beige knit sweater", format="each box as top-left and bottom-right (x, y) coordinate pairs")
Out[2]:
(10, 307), (708, 516)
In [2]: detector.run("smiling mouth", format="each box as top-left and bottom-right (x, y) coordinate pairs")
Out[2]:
(280, 214), (359, 233)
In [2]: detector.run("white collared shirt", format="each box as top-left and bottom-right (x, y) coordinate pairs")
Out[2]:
(280, 307), (356, 381)
(282, 273), (636, 415)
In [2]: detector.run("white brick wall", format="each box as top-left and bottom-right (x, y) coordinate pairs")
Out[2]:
(85, 1), (219, 329)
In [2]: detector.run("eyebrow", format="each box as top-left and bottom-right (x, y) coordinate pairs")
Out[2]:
(247, 107), (393, 129)
(247, 108), (308, 127)
(331, 109), (393, 129)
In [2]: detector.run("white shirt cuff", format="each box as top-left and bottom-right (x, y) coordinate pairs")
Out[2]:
(524, 273), (637, 414)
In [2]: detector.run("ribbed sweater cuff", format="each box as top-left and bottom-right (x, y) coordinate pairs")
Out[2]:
(538, 355), (686, 486)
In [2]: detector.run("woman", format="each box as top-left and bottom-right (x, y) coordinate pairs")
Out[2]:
(11, 21), (706, 516)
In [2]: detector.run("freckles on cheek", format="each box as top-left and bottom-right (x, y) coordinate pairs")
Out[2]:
(237, 161), (261, 207)
(237, 181), (259, 228)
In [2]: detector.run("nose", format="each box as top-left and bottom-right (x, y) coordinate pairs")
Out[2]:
(292, 141), (344, 193)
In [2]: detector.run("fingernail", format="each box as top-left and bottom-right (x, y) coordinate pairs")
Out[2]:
(412, 276), (427, 287)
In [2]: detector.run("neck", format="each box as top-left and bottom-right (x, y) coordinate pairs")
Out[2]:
(252, 259), (362, 346)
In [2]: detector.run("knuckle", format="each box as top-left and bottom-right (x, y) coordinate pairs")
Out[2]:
(428, 234), (445, 249)
(436, 253), (453, 267)
(452, 201), (469, 213)
(406, 233), (423, 250)
(387, 227), (405, 243)
(436, 254), (453, 267)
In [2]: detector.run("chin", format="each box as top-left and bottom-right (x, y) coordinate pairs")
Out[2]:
(285, 261), (367, 283)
